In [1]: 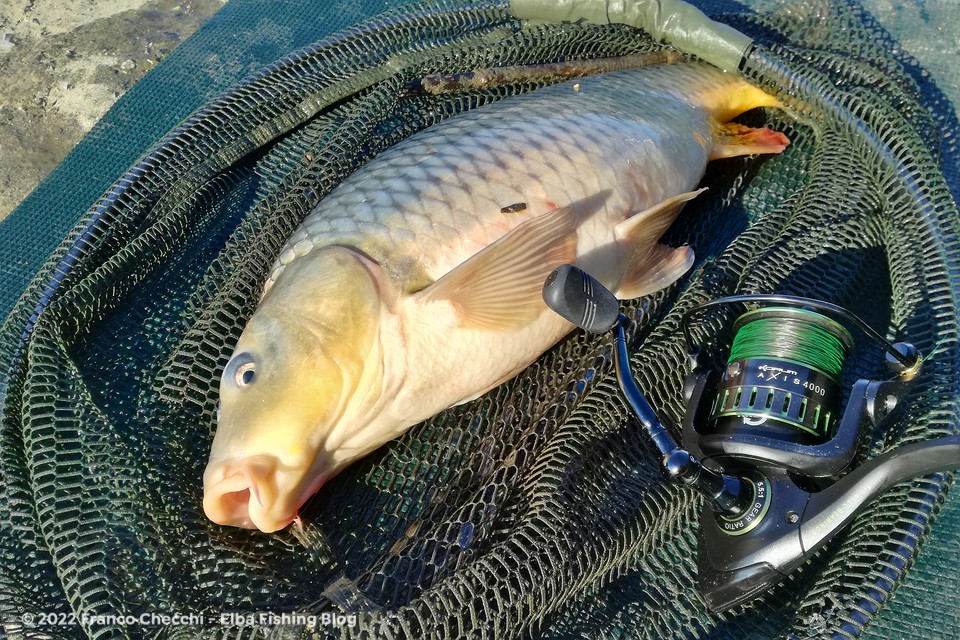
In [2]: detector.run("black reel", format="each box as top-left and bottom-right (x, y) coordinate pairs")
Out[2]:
(542, 265), (960, 611)
(681, 295), (921, 481)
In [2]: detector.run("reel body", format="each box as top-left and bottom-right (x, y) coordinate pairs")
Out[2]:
(680, 296), (924, 609)
(683, 297), (919, 479)
(542, 265), (960, 612)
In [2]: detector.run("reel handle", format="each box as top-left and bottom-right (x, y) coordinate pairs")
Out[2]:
(542, 265), (749, 516)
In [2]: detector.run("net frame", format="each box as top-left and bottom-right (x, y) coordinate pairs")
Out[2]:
(0, 0), (957, 638)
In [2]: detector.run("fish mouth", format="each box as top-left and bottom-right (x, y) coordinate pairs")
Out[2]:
(202, 454), (332, 533)
(203, 455), (294, 532)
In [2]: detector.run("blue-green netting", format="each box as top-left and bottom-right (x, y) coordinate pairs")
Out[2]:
(0, 0), (956, 638)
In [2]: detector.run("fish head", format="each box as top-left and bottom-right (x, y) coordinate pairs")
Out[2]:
(203, 247), (395, 532)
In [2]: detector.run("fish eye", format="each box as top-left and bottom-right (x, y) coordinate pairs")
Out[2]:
(236, 362), (256, 387)
(227, 352), (257, 388)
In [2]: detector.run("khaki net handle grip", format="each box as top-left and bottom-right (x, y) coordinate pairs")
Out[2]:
(509, 0), (754, 72)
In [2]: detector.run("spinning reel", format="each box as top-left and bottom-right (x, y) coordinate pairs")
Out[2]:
(542, 265), (960, 611)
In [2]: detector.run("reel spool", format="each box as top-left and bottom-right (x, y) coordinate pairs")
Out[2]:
(681, 294), (920, 479)
(542, 265), (960, 612)
(710, 307), (853, 444)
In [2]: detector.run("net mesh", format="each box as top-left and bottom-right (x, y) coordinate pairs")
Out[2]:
(1, 0), (958, 638)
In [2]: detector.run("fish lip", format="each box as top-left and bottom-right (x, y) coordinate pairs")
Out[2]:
(247, 507), (296, 534)
(202, 458), (291, 532)
(203, 475), (297, 532)
(202, 456), (331, 533)
(202, 471), (258, 529)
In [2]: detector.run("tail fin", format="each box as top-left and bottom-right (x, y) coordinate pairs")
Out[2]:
(698, 75), (789, 158)
(711, 122), (790, 159)
(700, 77), (783, 123)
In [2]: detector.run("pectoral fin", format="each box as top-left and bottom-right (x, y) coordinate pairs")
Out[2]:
(711, 122), (790, 160)
(415, 205), (578, 331)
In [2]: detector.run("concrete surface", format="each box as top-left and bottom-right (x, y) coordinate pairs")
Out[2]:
(0, 0), (956, 224)
(0, 0), (225, 222)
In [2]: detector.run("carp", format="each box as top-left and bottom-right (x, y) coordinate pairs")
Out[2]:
(203, 61), (788, 532)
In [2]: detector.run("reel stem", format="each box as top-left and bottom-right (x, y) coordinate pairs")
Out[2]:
(613, 316), (747, 516)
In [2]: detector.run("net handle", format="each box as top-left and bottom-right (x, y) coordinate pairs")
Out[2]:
(509, 0), (753, 72)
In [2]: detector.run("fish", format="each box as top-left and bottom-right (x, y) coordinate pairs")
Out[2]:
(202, 60), (789, 532)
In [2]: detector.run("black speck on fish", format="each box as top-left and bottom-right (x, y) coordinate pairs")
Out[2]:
(500, 202), (527, 214)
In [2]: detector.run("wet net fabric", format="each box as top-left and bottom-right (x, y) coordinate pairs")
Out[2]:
(0, 0), (958, 638)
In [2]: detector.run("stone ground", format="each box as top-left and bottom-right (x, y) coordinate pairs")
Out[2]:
(0, 0), (225, 222)
(0, 0), (956, 223)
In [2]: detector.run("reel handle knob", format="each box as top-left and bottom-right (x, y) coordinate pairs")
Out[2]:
(542, 265), (620, 334)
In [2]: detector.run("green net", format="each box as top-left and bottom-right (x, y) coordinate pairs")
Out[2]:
(0, 0), (958, 638)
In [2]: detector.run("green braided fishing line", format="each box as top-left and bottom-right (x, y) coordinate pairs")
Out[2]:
(729, 309), (850, 381)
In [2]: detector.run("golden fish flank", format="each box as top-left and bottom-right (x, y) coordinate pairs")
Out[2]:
(202, 61), (789, 532)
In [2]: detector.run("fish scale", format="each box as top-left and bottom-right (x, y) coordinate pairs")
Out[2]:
(265, 62), (731, 292)
(205, 60), (789, 532)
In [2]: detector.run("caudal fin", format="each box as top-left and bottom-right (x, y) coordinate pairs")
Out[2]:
(711, 122), (790, 159)
(702, 77), (784, 122)
(695, 74), (790, 158)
